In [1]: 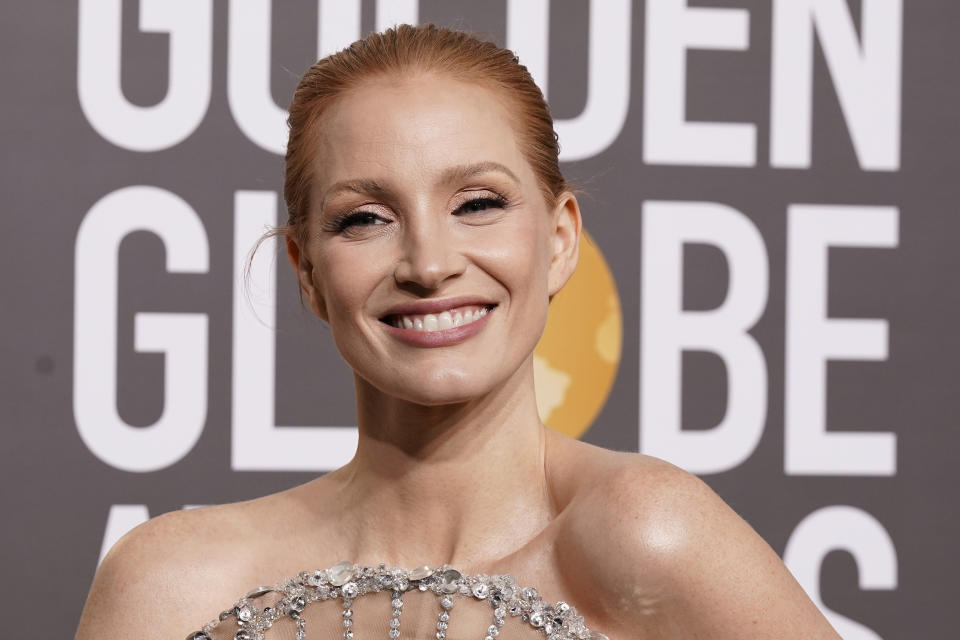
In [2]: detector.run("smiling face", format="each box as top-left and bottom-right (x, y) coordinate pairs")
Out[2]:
(286, 72), (580, 405)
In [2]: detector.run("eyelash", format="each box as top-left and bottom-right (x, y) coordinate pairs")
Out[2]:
(329, 195), (509, 233)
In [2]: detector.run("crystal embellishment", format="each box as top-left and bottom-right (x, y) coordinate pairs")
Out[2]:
(236, 604), (254, 623)
(341, 582), (359, 599)
(329, 561), (355, 587)
(185, 561), (608, 640)
(439, 568), (461, 593)
(408, 564), (433, 580)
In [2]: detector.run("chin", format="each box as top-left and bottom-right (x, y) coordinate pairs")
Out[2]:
(367, 367), (498, 407)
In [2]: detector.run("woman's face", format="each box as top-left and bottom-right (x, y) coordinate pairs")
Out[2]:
(288, 72), (580, 405)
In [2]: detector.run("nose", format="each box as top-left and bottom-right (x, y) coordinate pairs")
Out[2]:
(393, 216), (466, 291)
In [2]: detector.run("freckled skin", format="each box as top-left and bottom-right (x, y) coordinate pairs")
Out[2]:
(75, 73), (841, 640)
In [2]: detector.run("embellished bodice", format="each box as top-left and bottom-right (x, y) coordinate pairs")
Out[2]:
(187, 561), (610, 640)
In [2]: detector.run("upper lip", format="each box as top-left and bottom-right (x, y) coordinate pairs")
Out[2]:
(380, 296), (497, 318)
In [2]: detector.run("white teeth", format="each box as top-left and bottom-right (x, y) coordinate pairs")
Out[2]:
(390, 305), (493, 333)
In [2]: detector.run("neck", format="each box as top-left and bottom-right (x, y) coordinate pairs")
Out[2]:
(325, 356), (558, 570)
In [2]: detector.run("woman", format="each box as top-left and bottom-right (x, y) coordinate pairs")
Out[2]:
(76, 24), (840, 640)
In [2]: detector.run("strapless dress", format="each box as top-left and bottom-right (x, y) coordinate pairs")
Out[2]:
(186, 561), (610, 640)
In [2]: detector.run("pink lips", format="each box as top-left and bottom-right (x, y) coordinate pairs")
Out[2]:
(380, 303), (496, 348)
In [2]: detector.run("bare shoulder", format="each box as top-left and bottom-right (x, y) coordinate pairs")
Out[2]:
(74, 497), (282, 640)
(554, 445), (841, 639)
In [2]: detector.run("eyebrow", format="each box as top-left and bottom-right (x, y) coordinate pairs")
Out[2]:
(320, 161), (521, 210)
(320, 179), (391, 211)
(440, 160), (520, 186)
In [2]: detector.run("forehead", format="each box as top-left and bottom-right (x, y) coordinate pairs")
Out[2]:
(311, 73), (533, 193)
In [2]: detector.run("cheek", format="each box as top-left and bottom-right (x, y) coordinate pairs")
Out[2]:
(313, 246), (384, 321)
(467, 216), (553, 297)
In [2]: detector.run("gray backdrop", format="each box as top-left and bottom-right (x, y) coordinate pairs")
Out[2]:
(2, 1), (955, 638)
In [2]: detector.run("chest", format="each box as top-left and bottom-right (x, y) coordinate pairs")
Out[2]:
(201, 530), (621, 640)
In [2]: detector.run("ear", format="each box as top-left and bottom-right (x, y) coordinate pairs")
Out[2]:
(547, 191), (582, 298)
(285, 234), (329, 321)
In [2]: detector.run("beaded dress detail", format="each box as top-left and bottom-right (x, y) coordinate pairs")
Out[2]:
(187, 561), (609, 640)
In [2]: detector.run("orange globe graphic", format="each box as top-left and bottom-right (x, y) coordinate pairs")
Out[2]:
(533, 229), (622, 438)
